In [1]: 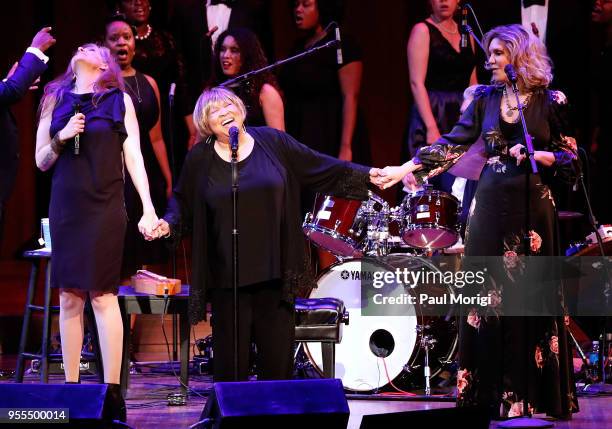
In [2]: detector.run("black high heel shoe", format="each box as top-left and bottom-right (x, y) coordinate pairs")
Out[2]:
(105, 383), (127, 423)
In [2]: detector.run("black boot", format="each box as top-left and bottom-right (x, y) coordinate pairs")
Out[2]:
(105, 383), (127, 423)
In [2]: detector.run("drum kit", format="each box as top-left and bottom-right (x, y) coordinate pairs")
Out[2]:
(301, 186), (462, 394)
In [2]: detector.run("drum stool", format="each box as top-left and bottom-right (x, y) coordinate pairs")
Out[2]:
(294, 297), (348, 378)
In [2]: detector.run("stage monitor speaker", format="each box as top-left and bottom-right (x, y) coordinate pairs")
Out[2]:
(0, 383), (112, 428)
(359, 406), (491, 429)
(197, 378), (350, 429)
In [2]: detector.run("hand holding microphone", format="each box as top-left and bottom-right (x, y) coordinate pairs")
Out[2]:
(58, 107), (85, 154)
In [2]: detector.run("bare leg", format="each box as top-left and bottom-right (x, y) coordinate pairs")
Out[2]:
(59, 288), (86, 382)
(90, 291), (123, 384)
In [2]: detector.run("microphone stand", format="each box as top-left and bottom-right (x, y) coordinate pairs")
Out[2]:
(230, 135), (239, 382)
(498, 82), (553, 429)
(168, 85), (179, 362)
(220, 23), (340, 89)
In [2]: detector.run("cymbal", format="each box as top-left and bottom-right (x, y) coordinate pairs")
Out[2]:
(558, 210), (583, 220)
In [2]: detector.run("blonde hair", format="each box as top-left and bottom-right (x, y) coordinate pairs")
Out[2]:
(39, 43), (124, 117)
(483, 24), (553, 90)
(193, 87), (247, 139)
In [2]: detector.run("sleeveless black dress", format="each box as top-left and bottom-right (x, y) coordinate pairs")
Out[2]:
(49, 88), (127, 292)
(404, 21), (476, 159)
(121, 72), (168, 276)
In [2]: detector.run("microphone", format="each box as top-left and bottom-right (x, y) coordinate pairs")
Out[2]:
(504, 64), (518, 84)
(460, 6), (468, 49)
(335, 25), (343, 65)
(229, 126), (239, 153)
(73, 102), (81, 155)
(169, 82), (176, 106)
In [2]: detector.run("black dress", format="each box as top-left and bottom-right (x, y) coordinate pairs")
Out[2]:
(280, 32), (370, 164)
(49, 89), (127, 292)
(121, 73), (168, 276)
(413, 85), (579, 419)
(404, 21), (476, 160)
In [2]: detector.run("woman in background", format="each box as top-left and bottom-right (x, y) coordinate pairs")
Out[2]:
(209, 27), (284, 130)
(104, 14), (171, 277)
(404, 0), (477, 161)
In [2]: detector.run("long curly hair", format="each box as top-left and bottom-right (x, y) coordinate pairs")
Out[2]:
(39, 43), (124, 116)
(209, 27), (280, 111)
(483, 24), (553, 90)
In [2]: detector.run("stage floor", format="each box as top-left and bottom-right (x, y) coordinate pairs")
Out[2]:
(1, 358), (611, 429)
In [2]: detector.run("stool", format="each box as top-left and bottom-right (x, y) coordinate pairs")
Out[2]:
(117, 285), (190, 396)
(294, 297), (348, 378)
(15, 249), (103, 383)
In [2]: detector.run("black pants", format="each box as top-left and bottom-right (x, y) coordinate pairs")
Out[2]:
(210, 281), (295, 382)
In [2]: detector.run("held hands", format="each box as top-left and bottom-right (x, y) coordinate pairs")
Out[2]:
(138, 211), (160, 241)
(58, 113), (85, 141)
(142, 219), (171, 241)
(31, 27), (56, 53)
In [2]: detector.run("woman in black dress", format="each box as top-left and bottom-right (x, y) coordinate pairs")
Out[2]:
(209, 27), (284, 130)
(383, 25), (578, 419)
(116, 0), (196, 156)
(104, 15), (172, 276)
(281, 0), (368, 163)
(35, 43), (157, 419)
(405, 0), (477, 159)
(151, 87), (388, 381)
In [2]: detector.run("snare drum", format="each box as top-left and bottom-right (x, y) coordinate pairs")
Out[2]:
(401, 189), (460, 250)
(303, 195), (367, 257)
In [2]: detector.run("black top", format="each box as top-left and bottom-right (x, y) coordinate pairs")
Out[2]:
(163, 126), (371, 323)
(423, 21), (476, 91)
(133, 28), (189, 116)
(205, 146), (283, 287)
(280, 32), (364, 157)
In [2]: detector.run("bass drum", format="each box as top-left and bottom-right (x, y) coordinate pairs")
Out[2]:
(304, 255), (457, 392)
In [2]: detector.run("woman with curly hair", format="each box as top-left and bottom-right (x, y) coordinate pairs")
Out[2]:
(209, 27), (284, 130)
(382, 24), (579, 420)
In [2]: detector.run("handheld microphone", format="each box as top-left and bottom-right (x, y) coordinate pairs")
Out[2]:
(335, 25), (343, 65)
(229, 126), (239, 153)
(73, 102), (81, 155)
(460, 6), (468, 49)
(169, 82), (176, 106)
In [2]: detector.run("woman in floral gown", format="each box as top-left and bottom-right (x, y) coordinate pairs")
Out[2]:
(383, 24), (579, 420)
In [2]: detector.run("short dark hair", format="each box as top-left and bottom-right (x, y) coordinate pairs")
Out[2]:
(103, 13), (136, 39)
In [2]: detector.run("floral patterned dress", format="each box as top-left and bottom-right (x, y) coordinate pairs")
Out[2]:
(414, 85), (579, 419)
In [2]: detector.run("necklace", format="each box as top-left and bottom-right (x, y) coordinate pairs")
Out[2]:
(430, 15), (458, 34)
(135, 24), (152, 41)
(503, 87), (531, 118)
(124, 75), (142, 103)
